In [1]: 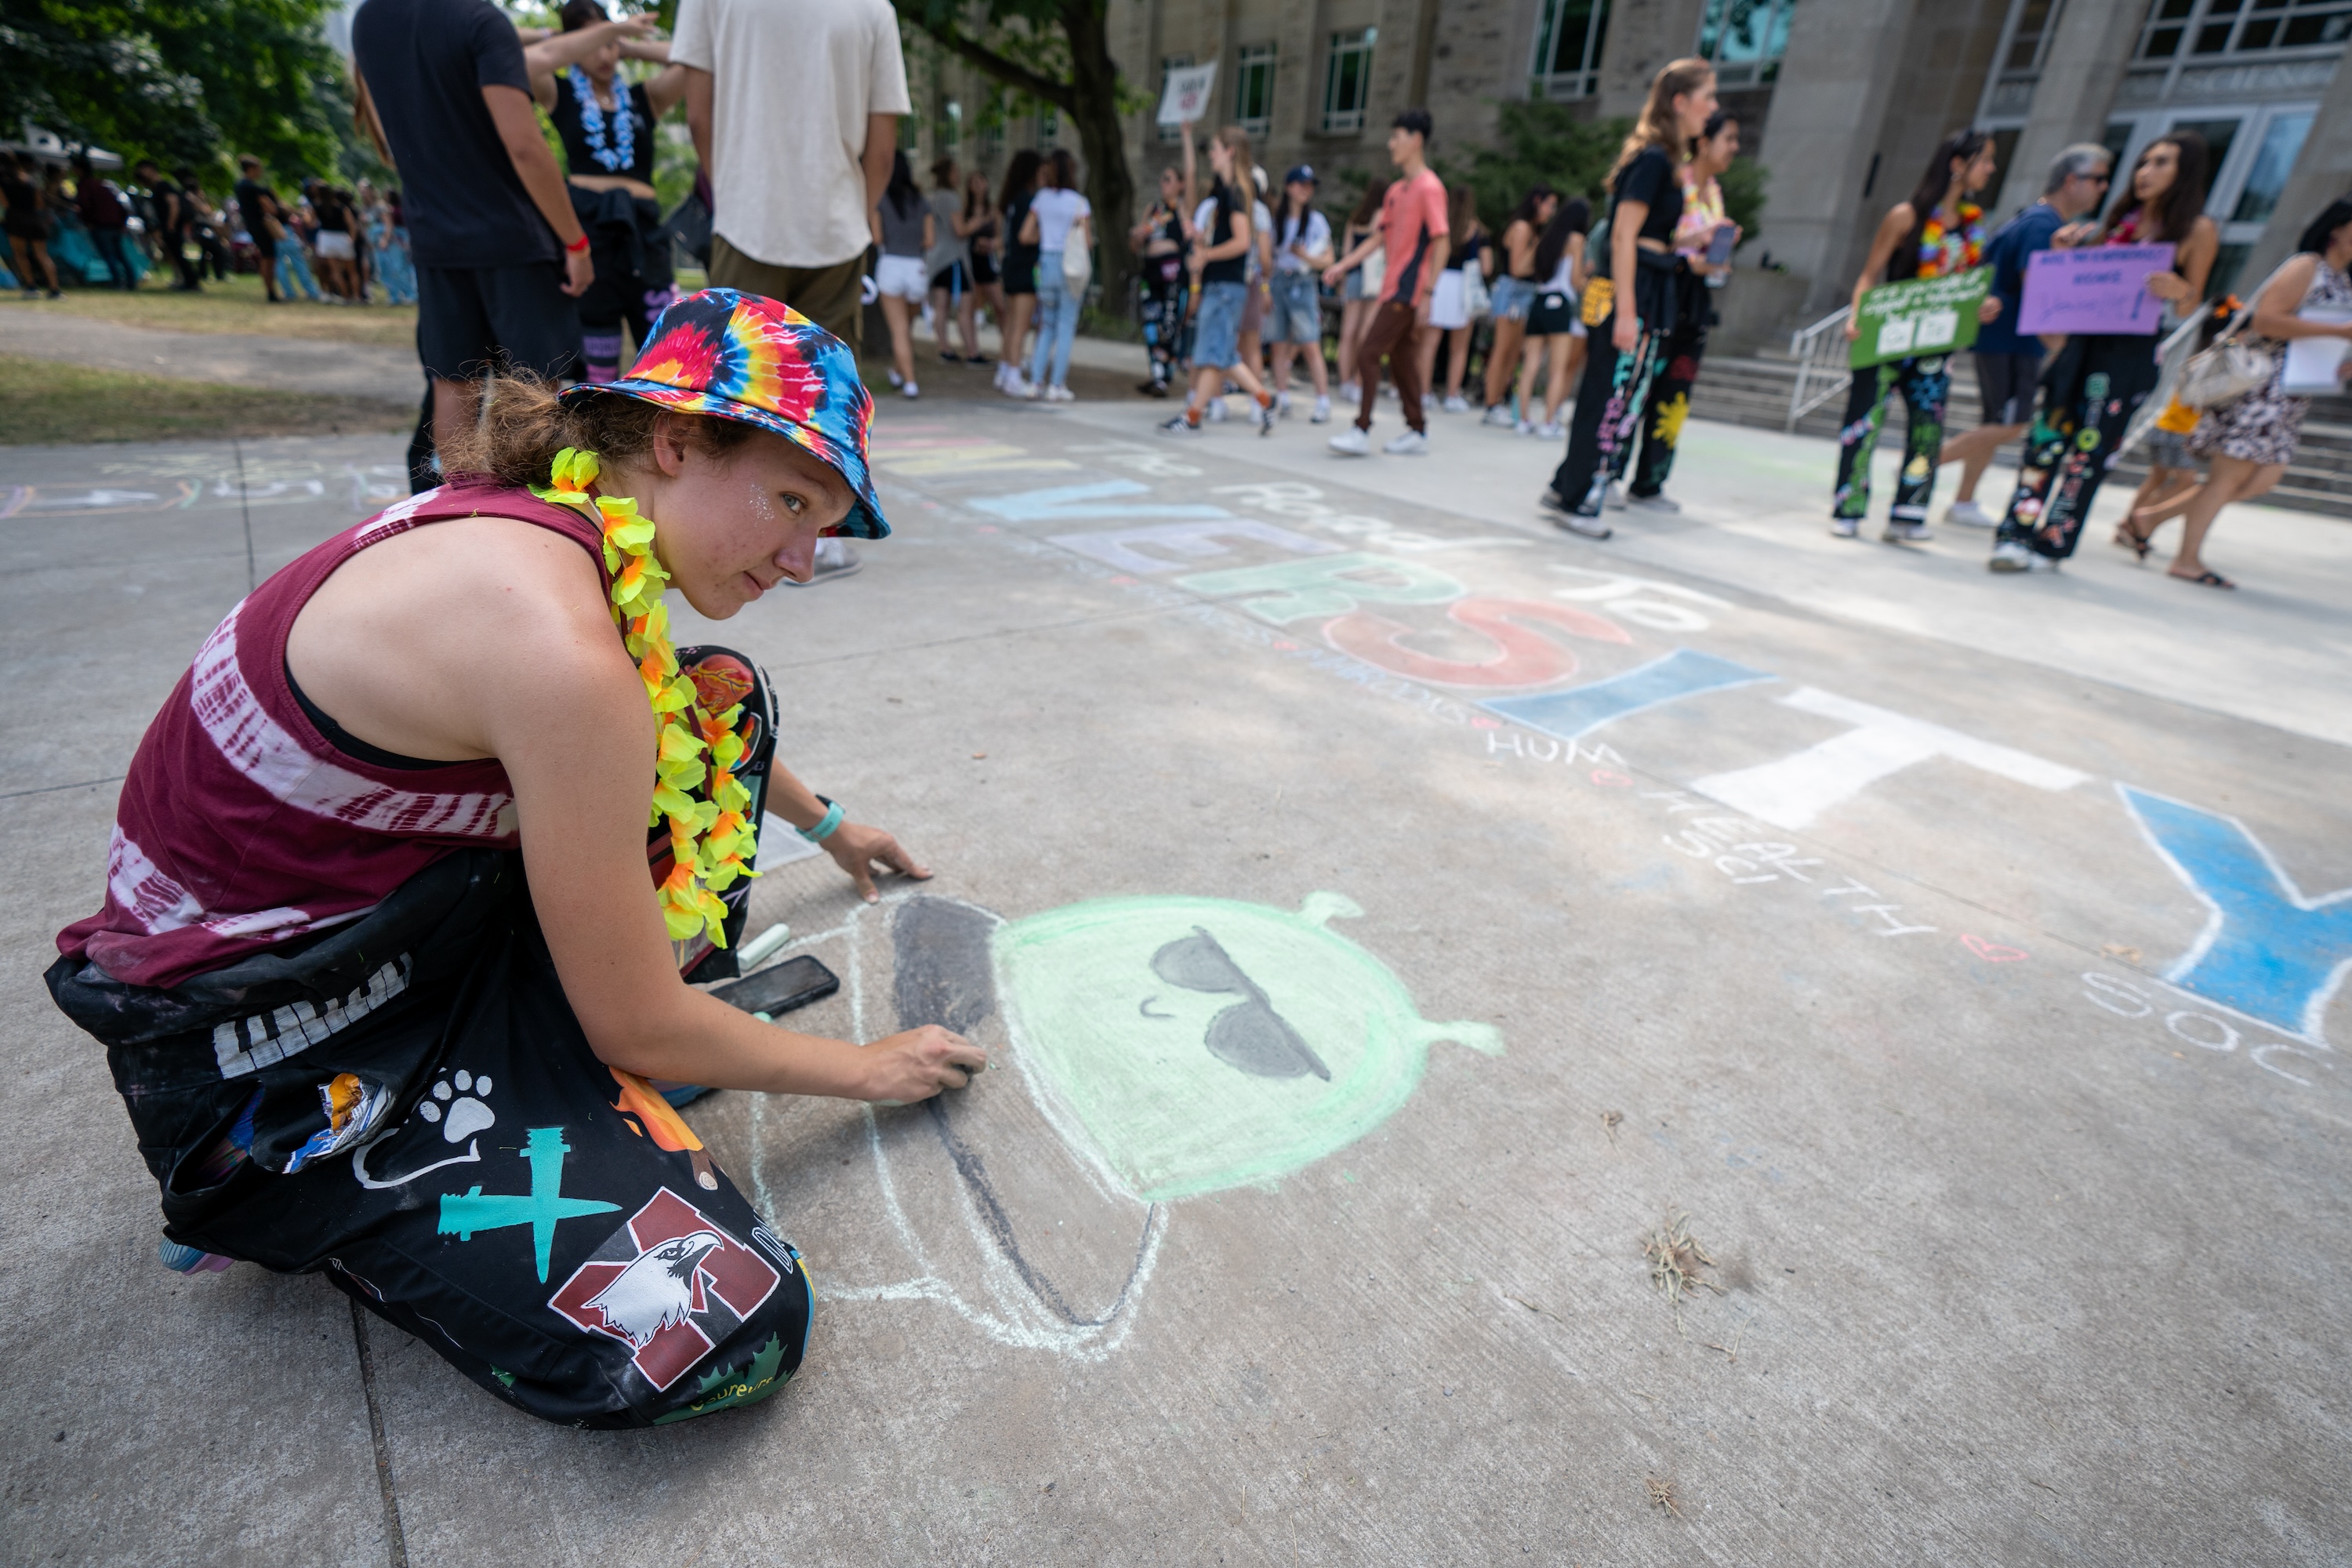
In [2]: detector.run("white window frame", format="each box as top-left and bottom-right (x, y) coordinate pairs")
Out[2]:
(1531, 0), (1611, 100)
(1321, 27), (1377, 134)
(1234, 42), (1277, 139)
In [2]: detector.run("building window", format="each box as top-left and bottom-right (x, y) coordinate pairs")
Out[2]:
(1233, 43), (1277, 137)
(2231, 109), (2313, 222)
(945, 99), (962, 153)
(1694, 0), (1795, 87)
(1532, 0), (1610, 99)
(1158, 55), (1192, 143)
(2002, 0), (2063, 71)
(2135, 0), (2350, 59)
(1321, 27), (1377, 133)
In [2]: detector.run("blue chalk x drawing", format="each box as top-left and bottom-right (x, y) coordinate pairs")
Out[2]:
(438, 1126), (622, 1283)
(1478, 648), (1776, 740)
(2120, 786), (2352, 1045)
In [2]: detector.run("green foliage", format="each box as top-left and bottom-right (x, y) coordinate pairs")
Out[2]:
(1442, 100), (1629, 234)
(0, 0), (350, 186)
(1719, 154), (1767, 245)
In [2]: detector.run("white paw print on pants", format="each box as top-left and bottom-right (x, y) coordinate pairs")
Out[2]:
(416, 1069), (495, 1143)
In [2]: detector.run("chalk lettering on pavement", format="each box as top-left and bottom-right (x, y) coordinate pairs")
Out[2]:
(1691, 687), (2089, 830)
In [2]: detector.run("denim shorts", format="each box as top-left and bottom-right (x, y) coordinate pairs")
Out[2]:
(1269, 271), (1322, 344)
(1489, 276), (1536, 323)
(1194, 279), (1246, 368)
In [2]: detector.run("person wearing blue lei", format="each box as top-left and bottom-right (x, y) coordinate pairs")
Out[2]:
(528, 2), (689, 384)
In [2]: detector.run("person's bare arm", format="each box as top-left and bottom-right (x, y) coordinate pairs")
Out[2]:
(483, 84), (592, 295)
(354, 71), (394, 167)
(1609, 203), (1644, 350)
(2250, 254), (2352, 340)
(1323, 229), (1378, 289)
(296, 518), (979, 1098)
(684, 67), (713, 179)
(863, 112), (896, 213)
(523, 17), (657, 107)
(2148, 213), (2220, 304)
(1845, 201), (1913, 337)
(642, 62), (689, 118)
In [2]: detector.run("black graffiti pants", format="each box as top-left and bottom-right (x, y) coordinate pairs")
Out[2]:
(1142, 274), (1186, 384)
(1832, 355), (1950, 522)
(48, 655), (808, 1430)
(1994, 333), (2164, 561)
(1630, 318), (1708, 499)
(1550, 307), (1666, 511)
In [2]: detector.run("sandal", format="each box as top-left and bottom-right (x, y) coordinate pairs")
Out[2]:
(2111, 520), (2153, 561)
(2168, 568), (2236, 590)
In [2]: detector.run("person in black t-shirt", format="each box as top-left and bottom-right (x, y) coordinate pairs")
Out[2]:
(526, 0), (687, 385)
(136, 159), (204, 292)
(3, 154), (61, 299)
(1543, 60), (1716, 535)
(235, 156), (290, 303)
(353, 0), (596, 488)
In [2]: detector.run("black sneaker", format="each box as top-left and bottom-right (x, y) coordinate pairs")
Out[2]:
(1539, 488), (1613, 539)
(1138, 379), (1170, 398)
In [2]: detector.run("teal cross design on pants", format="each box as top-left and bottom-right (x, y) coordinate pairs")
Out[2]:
(438, 1127), (622, 1283)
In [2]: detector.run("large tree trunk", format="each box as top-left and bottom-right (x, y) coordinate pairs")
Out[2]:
(1058, 0), (1135, 330)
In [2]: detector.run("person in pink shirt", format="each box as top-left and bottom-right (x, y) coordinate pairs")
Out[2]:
(1323, 109), (1448, 456)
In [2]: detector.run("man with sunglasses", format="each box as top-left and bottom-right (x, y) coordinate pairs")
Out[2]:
(1938, 143), (2114, 528)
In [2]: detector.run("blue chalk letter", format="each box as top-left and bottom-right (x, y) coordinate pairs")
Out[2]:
(1479, 648), (1775, 741)
(2121, 785), (2352, 1044)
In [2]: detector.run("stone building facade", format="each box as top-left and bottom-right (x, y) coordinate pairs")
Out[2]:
(911, 0), (2345, 335)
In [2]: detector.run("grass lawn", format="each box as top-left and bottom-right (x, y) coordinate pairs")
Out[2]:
(0, 354), (409, 445)
(3, 272), (417, 350)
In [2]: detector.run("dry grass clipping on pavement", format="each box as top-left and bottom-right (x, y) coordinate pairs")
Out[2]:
(1646, 1476), (1682, 1516)
(1643, 1210), (1726, 1312)
(0, 354), (408, 445)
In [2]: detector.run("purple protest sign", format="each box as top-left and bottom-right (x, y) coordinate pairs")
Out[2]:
(2018, 245), (2177, 335)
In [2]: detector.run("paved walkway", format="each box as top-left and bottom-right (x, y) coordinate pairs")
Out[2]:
(0, 304), (421, 402)
(5, 400), (2347, 1564)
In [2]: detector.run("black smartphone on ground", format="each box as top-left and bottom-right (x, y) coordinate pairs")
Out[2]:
(710, 955), (840, 1017)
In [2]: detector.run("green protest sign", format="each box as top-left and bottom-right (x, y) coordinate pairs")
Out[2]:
(1849, 267), (1994, 368)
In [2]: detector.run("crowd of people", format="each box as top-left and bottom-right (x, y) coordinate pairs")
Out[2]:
(2, 145), (419, 307)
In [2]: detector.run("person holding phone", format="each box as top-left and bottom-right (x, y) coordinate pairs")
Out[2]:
(1625, 108), (1740, 511)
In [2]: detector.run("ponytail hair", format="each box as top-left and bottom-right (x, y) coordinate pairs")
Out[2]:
(1610, 59), (1714, 183)
(441, 374), (756, 488)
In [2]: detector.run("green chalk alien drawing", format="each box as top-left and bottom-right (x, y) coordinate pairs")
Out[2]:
(992, 892), (1502, 1201)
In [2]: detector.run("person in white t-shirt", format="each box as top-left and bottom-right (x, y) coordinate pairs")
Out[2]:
(1190, 176), (1273, 423)
(673, 0), (908, 353)
(674, 0), (907, 586)
(1266, 165), (1334, 423)
(1019, 148), (1093, 401)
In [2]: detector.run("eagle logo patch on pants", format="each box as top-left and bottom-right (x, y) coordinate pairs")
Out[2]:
(548, 1189), (782, 1390)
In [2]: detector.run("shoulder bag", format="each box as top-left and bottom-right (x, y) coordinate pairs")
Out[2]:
(2177, 261), (2292, 411)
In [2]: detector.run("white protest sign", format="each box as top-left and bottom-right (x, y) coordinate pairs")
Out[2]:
(1157, 63), (1218, 127)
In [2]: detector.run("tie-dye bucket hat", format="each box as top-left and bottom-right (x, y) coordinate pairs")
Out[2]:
(563, 288), (888, 539)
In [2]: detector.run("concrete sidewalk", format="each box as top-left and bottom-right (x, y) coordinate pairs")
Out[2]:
(4, 390), (2348, 1565)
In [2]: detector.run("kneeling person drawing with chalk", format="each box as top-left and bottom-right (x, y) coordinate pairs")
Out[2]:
(46, 290), (984, 1428)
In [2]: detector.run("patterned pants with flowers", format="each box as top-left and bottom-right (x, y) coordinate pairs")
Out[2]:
(1550, 309), (1668, 511)
(1631, 319), (1708, 499)
(1993, 335), (2163, 561)
(1833, 355), (1949, 522)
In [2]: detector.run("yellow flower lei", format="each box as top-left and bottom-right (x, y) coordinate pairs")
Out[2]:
(535, 446), (758, 946)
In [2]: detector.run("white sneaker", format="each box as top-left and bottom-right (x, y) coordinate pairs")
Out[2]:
(1442, 394), (1470, 414)
(1207, 397), (1229, 423)
(1987, 540), (2058, 572)
(1383, 430), (1428, 456)
(1276, 390), (1292, 419)
(1311, 394), (1331, 424)
(1882, 519), (1932, 543)
(1047, 384), (1075, 403)
(1160, 412), (1203, 437)
(1603, 481), (1627, 510)
(886, 367), (904, 388)
(1946, 499), (1998, 528)
(1002, 375), (1033, 398)
(1483, 405), (1517, 427)
(902, 380), (920, 399)
(1831, 517), (1861, 538)
(1338, 381), (1359, 403)
(1328, 426), (1371, 456)
(1517, 419), (1537, 436)
(1628, 492), (1681, 514)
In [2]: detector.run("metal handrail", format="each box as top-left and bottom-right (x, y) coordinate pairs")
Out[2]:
(2116, 311), (2209, 459)
(1787, 307), (1852, 431)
